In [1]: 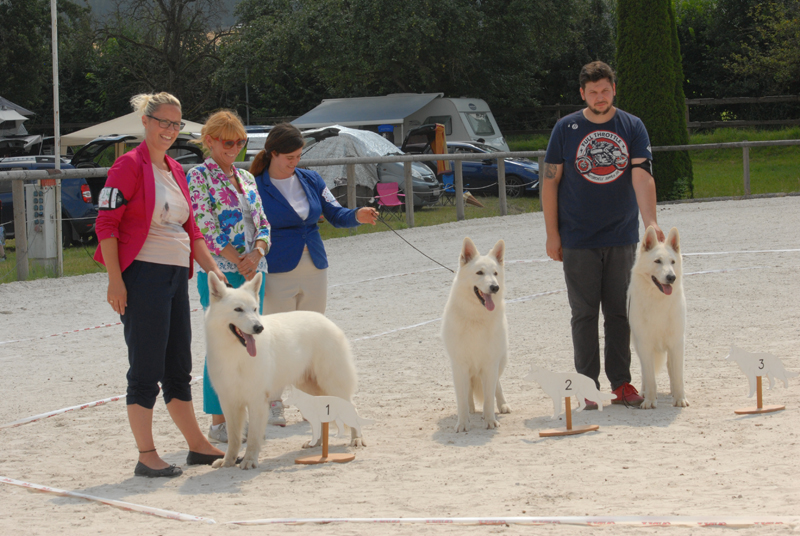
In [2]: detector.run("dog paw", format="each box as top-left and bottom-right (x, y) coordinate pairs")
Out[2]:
(239, 457), (258, 470)
(498, 403), (511, 414)
(673, 397), (689, 407)
(302, 439), (321, 449)
(212, 456), (236, 469)
(485, 418), (499, 429)
(350, 437), (366, 448)
(454, 419), (470, 433)
(640, 399), (657, 409)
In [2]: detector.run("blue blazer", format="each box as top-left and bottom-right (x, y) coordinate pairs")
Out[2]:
(254, 167), (360, 273)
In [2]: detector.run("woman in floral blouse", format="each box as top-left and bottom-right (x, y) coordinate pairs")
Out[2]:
(187, 110), (270, 444)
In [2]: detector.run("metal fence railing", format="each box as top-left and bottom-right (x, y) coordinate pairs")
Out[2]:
(2, 139), (799, 280)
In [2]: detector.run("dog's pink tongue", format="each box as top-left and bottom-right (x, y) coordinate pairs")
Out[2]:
(244, 333), (257, 357)
(662, 284), (673, 296)
(482, 292), (495, 312)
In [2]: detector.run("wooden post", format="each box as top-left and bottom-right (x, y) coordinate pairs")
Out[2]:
(295, 422), (355, 465)
(564, 397), (572, 431)
(734, 375), (785, 414)
(497, 158), (507, 216)
(454, 160), (465, 221)
(11, 180), (28, 281)
(742, 146), (751, 196)
(539, 396), (599, 437)
(346, 164), (356, 210)
(403, 161), (414, 228)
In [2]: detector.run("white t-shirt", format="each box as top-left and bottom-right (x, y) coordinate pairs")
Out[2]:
(135, 165), (191, 267)
(271, 173), (310, 220)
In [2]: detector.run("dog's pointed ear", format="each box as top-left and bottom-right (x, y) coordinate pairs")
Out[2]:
(208, 272), (227, 303)
(642, 226), (658, 251)
(489, 239), (505, 265)
(460, 237), (479, 266)
(667, 227), (680, 253)
(243, 272), (262, 300)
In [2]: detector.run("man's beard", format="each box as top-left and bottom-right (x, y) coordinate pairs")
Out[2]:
(587, 102), (613, 116)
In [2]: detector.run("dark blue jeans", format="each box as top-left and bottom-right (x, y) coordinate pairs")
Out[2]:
(121, 260), (193, 409)
(562, 244), (636, 391)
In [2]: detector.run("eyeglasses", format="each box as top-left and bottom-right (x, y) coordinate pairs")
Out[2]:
(146, 115), (186, 131)
(212, 137), (248, 149)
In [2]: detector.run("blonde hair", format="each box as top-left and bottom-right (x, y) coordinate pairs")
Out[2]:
(198, 110), (247, 150)
(130, 92), (182, 116)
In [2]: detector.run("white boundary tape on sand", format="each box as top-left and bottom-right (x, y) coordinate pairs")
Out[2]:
(0, 307), (203, 346)
(0, 477), (215, 524)
(0, 249), (796, 347)
(224, 515), (798, 527)
(0, 376), (203, 430)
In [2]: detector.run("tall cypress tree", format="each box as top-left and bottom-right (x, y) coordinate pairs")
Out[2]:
(616, 0), (693, 200)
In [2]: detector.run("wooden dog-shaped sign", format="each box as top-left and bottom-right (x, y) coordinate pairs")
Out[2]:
(726, 345), (798, 397)
(286, 387), (374, 448)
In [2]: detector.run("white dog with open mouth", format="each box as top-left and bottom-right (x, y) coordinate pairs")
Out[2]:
(627, 226), (688, 409)
(204, 272), (363, 469)
(441, 237), (511, 432)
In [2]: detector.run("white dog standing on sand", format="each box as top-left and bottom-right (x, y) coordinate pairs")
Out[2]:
(204, 272), (363, 470)
(442, 237), (511, 432)
(627, 226), (688, 409)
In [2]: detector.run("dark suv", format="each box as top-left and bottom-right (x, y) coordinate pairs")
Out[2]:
(0, 156), (97, 246)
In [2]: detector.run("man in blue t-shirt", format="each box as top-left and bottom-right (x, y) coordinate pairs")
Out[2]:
(542, 61), (664, 407)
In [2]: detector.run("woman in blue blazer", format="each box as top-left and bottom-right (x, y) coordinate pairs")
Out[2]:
(251, 123), (377, 424)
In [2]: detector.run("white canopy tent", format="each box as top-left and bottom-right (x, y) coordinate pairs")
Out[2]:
(60, 112), (204, 149)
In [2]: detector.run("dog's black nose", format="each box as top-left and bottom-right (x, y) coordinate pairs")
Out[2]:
(252, 324), (264, 334)
(490, 284), (499, 293)
(666, 274), (676, 284)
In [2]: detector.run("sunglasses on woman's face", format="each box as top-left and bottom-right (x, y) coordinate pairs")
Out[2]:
(213, 137), (248, 149)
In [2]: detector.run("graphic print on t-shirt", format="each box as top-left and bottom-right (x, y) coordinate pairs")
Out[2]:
(574, 130), (629, 184)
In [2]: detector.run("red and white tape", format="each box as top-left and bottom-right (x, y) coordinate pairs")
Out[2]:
(224, 515), (798, 527)
(0, 376), (203, 430)
(0, 476), (215, 524)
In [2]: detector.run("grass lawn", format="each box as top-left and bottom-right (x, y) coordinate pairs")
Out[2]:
(1, 127), (796, 283)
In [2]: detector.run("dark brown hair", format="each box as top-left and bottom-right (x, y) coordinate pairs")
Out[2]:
(579, 61), (616, 89)
(250, 122), (306, 177)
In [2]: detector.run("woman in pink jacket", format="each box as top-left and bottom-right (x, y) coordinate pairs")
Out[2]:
(95, 92), (227, 478)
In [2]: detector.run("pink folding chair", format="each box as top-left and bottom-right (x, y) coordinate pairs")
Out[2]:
(375, 182), (405, 220)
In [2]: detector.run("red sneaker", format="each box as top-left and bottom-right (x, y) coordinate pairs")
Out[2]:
(611, 383), (644, 406)
(583, 398), (599, 410)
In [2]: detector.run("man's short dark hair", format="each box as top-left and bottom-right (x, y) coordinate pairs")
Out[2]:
(580, 61), (616, 89)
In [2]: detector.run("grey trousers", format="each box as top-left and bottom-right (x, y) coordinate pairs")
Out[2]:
(562, 244), (636, 390)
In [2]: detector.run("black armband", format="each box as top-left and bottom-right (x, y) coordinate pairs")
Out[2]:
(631, 159), (653, 176)
(98, 187), (128, 210)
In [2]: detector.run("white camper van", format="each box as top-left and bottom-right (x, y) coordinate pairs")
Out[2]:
(292, 93), (510, 151)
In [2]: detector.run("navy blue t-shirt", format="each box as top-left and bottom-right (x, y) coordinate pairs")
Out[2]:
(545, 109), (652, 249)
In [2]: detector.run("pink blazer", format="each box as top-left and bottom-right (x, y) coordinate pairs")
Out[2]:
(94, 141), (203, 277)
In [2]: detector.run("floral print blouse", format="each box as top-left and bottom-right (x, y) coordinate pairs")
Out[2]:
(187, 157), (270, 273)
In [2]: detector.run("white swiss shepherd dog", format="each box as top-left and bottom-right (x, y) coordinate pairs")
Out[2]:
(441, 237), (511, 432)
(627, 226), (688, 409)
(204, 272), (363, 470)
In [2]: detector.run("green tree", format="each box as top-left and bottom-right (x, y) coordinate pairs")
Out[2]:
(726, 0), (800, 94)
(617, 0), (693, 200)
(0, 0), (96, 122)
(221, 0), (571, 118)
(98, 0), (233, 119)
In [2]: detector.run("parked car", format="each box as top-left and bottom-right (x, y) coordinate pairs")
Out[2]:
(0, 155), (97, 246)
(70, 134), (205, 202)
(299, 125), (441, 208)
(402, 125), (539, 198)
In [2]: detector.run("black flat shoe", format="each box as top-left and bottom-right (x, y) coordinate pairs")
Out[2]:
(186, 451), (224, 465)
(134, 461), (183, 478)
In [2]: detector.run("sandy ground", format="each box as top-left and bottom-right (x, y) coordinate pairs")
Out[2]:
(1, 196), (799, 535)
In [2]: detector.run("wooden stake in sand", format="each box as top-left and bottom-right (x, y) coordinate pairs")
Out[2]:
(524, 367), (612, 437)
(726, 345), (797, 415)
(734, 376), (785, 415)
(289, 388), (372, 465)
